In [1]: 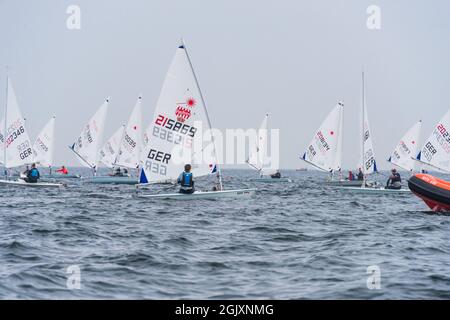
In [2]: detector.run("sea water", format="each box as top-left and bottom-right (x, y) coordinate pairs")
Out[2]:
(0, 168), (449, 299)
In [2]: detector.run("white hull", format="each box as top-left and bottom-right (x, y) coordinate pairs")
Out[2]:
(337, 186), (411, 194)
(138, 188), (257, 200)
(325, 180), (363, 187)
(249, 177), (292, 183)
(83, 176), (138, 185)
(41, 174), (81, 179)
(0, 179), (64, 188)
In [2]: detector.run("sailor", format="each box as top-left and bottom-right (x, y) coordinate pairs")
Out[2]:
(112, 167), (124, 177)
(24, 163), (40, 183)
(56, 165), (69, 175)
(386, 168), (402, 189)
(178, 164), (195, 194)
(271, 170), (281, 179)
(22, 165), (30, 177)
(348, 171), (355, 181)
(357, 168), (364, 181)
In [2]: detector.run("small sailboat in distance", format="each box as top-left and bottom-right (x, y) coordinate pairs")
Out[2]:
(33, 116), (80, 180)
(248, 113), (291, 183)
(69, 98), (109, 176)
(300, 101), (358, 186)
(137, 40), (255, 199)
(85, 96), (142, 185)
(33, 116), (56, 170)
(388, 120), (422, 172)
(99, 125), (125, 168)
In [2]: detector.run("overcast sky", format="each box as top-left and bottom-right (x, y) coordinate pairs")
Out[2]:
(1, 0), (449, 169)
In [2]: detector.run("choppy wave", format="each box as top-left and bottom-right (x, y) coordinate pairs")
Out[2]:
(1, 168), (449, 299)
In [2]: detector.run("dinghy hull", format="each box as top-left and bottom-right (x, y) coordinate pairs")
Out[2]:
(337, 186), (411, 194)
(249, 177), (292, 183)
(408, 174), (450, 212)
(41, 174), (81, 179)
(83, 176), (138, 185)
(325, 180), (363, 187)
(0, 179), (64, 188)
(138, 188), (256, 200)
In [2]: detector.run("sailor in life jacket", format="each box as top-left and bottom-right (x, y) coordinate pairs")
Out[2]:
(25, 163), (40, 183)
(178, 164), (195, 194)
(386, 168), (402, 190)
(56, 165), (69, 175)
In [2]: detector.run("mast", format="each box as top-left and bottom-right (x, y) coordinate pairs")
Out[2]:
(337, 101), (344, 180)
(4, 72), (8, 175)
(265, 113), (269, 176)
(49, 115), (55, 175)
(362, 71), (366, 188)
(181, 39), (223, 190)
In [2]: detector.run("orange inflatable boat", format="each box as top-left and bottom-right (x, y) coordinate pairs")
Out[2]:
(408, 174), (450, 212)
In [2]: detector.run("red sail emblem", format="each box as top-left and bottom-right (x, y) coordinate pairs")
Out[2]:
(175, 97), (197, 122)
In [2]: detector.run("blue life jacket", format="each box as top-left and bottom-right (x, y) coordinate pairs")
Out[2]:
(181, 172), (193, 188)
(29, 168), (39, 178)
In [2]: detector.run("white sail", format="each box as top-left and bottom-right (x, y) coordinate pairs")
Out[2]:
(33, 116), (56, 167)
(301, 102), (343, 172)
(140, 43), (219, 184)
(99, 125), (125, 168)
(247, 114), (278, 176)
(361, 103), (377, 174)
(360, 73), (377, 175)
(417, 109), (450, 172)
(3, 78), (34, 168)
(0, 117), (4, 165)
(333, 103), (344, 172)
(388, 120), (422, 172)
(248, 114), (266, 169)
(114, 96), (142, 169)
(70, 99), (109, 169)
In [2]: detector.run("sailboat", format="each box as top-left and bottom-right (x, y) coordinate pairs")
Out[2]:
(69, 98), (109, 177)
(99, 125), (125, 168)
(300, 101), (357, 185)
(137, 41), (256, 199)
(408, 109), (450, 211)
(341, 72), (409, 194)
(414, 108), (450, 173)
(0, 78), (63, 188)
(33, 116), (80, 179)
(85, 96), (142, 185)
(33, 116), (56, 170)
(387, 120), (422, 172)
(248, 114), (291, 183)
